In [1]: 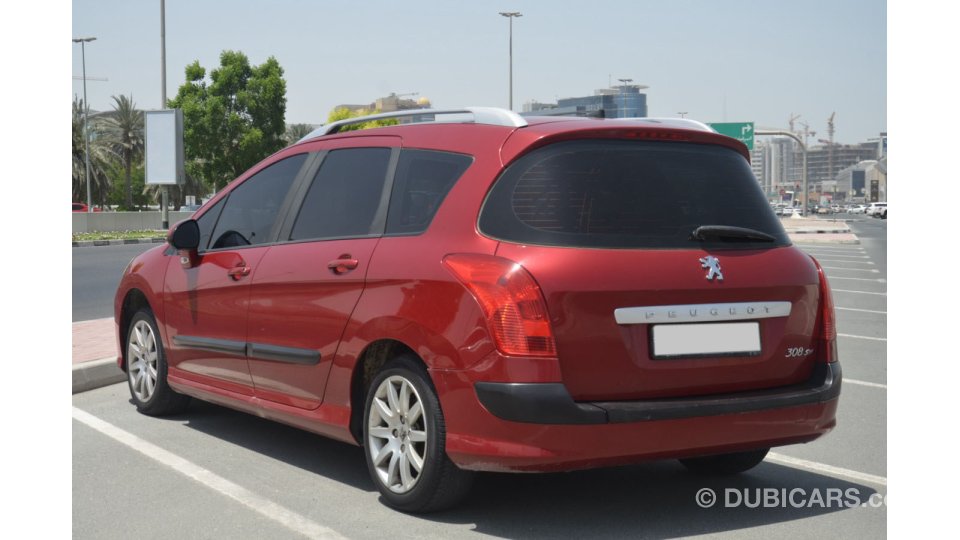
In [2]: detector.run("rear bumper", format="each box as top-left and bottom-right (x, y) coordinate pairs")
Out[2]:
(475, 362), (841, 424)
(433, 361), (840, 472)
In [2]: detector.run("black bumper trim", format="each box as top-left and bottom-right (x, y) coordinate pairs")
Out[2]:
(475, 362), (841, 425)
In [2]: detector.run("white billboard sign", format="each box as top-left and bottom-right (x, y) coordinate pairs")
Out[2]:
(145, 109), (184, 185)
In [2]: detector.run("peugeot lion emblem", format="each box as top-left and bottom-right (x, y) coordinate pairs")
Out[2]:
(699, 256), (723, 281)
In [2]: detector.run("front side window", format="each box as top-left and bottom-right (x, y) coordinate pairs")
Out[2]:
(289, 148), (392, 241)
(209, 154), (308, 249)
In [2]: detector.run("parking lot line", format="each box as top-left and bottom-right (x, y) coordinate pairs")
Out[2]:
(828, 277), (886, 282)
(72, 407), (347, 540)
(839, 333), (886, 342)
(831, 289), (886, 296)
(822, 267), (880, 273)
(767, 452), (887, 487)
(815, 259), (875, 265)
(803, 254), (871, 259)
(844, 378), (887, 389)
(836, 307), (886, 314)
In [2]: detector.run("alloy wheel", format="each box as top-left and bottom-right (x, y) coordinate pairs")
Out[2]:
(367, 375), (428, 494)
(128, 319), (159, 402)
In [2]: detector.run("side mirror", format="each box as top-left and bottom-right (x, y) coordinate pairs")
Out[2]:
(168, 219), (201, 268)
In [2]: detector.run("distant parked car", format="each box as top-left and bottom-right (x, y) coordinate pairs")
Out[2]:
(817, 206), (832, 215)
(782, 207), (801, 217)
(72, 202), (102, 212)
(866, 202), (887, 217)
(180, 204), (202, 212)
(879, 206), (887, 219)
(848, 205), (867, 214)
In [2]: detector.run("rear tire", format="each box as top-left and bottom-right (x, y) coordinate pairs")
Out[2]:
(126, 310), (191, 416)
(362, 355), (474, 512)
(679, 448), (769, 475)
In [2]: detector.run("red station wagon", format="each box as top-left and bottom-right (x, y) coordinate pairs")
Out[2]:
(115, 108), (840, 512)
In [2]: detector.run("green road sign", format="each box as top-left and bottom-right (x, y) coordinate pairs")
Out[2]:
(708, 122), (754, 150)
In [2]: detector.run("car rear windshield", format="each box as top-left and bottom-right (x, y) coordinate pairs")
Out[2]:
(478, 140), (789, 249)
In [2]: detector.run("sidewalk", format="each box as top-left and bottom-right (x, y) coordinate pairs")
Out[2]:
(781, 216), (859, 244)
(72, 317), (124, 393)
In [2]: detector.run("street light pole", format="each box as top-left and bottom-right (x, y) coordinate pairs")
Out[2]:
(73, 37), (97, 212)
(499, 12), (522, 111)
(160, 0), (169, 229)
(678, 112), (688, 118)
(617, 78), (632, 118)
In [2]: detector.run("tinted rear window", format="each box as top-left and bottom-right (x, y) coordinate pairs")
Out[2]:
(479, 140), (788, 249)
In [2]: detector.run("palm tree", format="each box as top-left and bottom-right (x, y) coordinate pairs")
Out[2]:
(100, 94), (144, 208)
(72, 97), (111, 205)
(284, 123), (314, 145)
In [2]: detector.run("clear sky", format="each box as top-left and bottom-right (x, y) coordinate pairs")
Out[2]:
(71, 0), (887, 144)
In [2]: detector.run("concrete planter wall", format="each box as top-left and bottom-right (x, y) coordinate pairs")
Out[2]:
(72, 211), (196, 233)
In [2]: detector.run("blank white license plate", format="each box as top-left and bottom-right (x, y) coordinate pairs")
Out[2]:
(651, 322), (761, 358)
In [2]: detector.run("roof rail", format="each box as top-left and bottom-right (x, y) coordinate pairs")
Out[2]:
(298, 107), (528, 142)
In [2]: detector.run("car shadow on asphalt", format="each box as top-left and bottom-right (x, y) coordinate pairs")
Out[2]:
(169, 399), (881, 537)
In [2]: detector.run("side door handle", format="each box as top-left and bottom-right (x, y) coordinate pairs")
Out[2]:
(327, 254), (360, 274)
(228, 263), (251, 280)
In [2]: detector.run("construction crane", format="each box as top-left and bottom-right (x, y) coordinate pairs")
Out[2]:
(788, 113), (801, 134)
(826, 112), (836, 180)
(799, 121), (816, 147)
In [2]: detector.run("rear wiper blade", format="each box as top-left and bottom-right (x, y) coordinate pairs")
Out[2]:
(690, 225), (776, 242)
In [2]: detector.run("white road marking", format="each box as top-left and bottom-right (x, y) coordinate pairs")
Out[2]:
(804, 254), (870, 259)
(815, 259), (875, 265)
(827, 277), (886, 282)
(844, 378), (887, 389)
(72, 408), (347, 540)
(831, 289), (887, 296)
(822, 267), (880, 273)
(839, 333), (887, 342)
(767, 452), (887, 487)
(836, 307), (886, 314)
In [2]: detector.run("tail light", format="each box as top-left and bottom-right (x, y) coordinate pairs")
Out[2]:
(811, 256), (838, 363)
(442, 254), (557, 357)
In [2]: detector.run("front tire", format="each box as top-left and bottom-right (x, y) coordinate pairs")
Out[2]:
(362, 355), (473, 512)
(126, 310), (191, 416)
(679, 448), (770, 475)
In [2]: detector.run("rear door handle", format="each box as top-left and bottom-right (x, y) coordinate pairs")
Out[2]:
(328, 255), (359, 274)
(228, 265), (251, 280)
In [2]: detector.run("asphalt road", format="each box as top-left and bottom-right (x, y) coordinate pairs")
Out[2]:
(72, 243), (157, 321)
(72, 215), (887, 538)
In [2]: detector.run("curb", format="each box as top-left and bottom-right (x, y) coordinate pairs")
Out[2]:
(786, 229), (850, 234)
(73, 237), (166, 248)
(73, 357), (125, 394)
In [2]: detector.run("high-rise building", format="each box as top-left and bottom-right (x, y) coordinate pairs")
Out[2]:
(522, 85), (648, 118)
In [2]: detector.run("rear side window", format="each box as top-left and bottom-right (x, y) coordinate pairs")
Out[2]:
(210, 153), (307, 249)
(479, 140), (789, 249)
(386, 149), (473, 235)
(290, 148), (392, 241)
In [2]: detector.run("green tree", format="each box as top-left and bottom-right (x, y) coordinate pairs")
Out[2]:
(326, 107), (399, 132)
(99, 94), (144, 209)
(72, 97), (112, 206)
(168, 50), (287, 191)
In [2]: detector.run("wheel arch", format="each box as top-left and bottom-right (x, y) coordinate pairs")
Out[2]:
(118, 288), (154, 372)
(348, 338), (427, 444)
